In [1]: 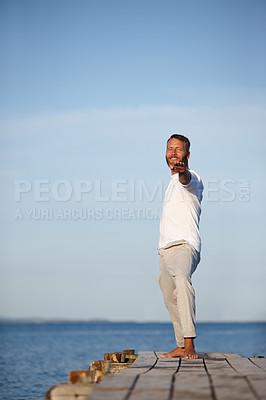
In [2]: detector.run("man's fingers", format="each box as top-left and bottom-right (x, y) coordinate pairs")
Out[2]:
(172, 162), (185, 170)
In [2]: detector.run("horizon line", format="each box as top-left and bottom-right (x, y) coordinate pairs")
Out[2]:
(0, 317), (265, 324)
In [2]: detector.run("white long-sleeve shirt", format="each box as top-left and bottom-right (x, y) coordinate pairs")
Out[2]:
(159, 170), (204, 253)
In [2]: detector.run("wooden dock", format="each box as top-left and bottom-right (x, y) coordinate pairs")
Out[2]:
(86, 351), (266, 400)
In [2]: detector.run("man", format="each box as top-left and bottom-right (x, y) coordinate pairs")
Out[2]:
(159, 133), (203, 359)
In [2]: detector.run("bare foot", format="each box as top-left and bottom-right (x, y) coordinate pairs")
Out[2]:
(160, 347), (185, 358)
(184, 338), (198, 359)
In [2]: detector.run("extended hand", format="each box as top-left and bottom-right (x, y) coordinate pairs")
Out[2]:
(170, 161), (187, 174)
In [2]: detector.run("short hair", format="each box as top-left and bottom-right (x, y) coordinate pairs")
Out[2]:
(167, 134), (190, 156)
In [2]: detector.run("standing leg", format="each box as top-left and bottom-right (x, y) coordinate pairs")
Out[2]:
(159, 243), (200, 358)
(159, 254), (185, 349)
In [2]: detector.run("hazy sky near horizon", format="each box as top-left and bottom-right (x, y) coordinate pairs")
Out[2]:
(0, 0), (266, 322)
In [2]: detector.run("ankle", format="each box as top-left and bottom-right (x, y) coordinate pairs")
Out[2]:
(184, 338), (195, 348)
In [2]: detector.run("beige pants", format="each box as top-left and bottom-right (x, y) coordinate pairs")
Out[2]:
(159, 240), (200, 348)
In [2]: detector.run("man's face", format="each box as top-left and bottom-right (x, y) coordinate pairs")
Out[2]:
(166, 138), (188, 167)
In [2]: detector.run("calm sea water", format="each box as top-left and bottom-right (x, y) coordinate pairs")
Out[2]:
(0, 321), (265, 400)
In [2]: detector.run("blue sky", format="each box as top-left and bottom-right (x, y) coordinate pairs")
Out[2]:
(0, 0), (266, 322)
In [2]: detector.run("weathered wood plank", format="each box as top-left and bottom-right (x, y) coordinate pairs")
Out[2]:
(128, 353), (178, 400)
(210, 375), (257, 400)
(129, 389), (171, 400)
(247, 374), (266, 400)
(87, 374), (136, 390)
(153, 352), (179, 371)
(249, 357), (266, 372)
(204, 357), (237, 375)
(173, 372), (212, 400)
(85, 389), (129, 400)
(85, 373), (133, 400)
(46, 383), (95, 400)
(117, 351), (158, 376)
(205, 352), (226, 359)
(204, 354), (264, 400)
(179, 358), (206, 372)
(223, 353), (266, 375)
(129, 374), (173, 400)
(127, 351), (157, 368)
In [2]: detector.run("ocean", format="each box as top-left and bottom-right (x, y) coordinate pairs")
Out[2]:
(0, 321), (265, 400)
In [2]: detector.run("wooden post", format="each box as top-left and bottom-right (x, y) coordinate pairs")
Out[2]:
(104, 352), (123, 363)
(90, 360), (111, 383)
(123, 349), (135, 355)
(68, 369), (95, 384)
